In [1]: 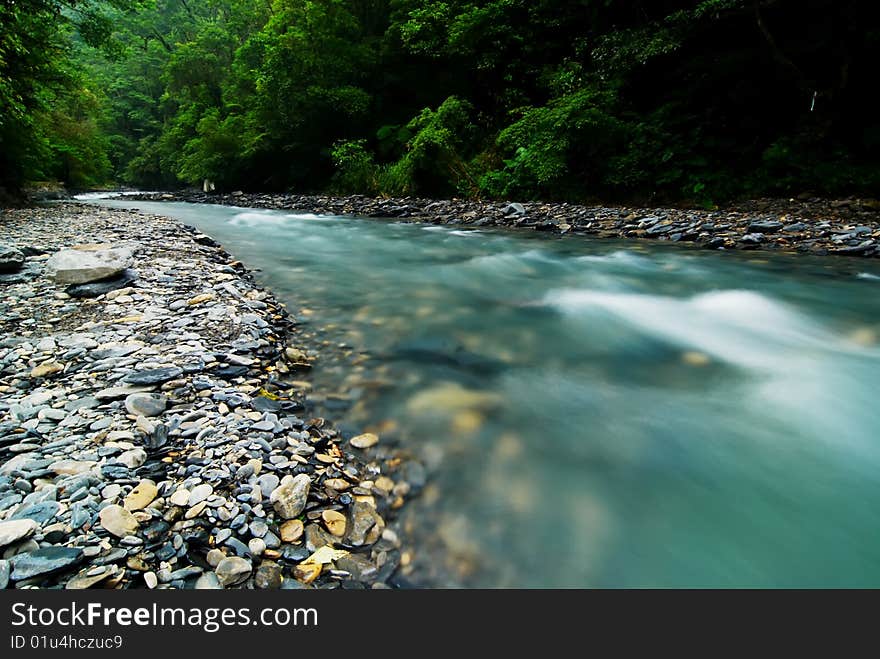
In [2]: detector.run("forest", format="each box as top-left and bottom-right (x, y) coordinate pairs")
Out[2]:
(1, 0), (878, 205)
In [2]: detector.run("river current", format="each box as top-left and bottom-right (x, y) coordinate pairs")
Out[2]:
(84, 195), (880, 587)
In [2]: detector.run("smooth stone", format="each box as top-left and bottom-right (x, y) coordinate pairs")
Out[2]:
(206, 548), (226, 567)
(115, 448), (146, 469)
(322, 510), (347, 537)
(10, 547), (83, 581)
(195, 572), (222, 589)
(140, 520), (170, 543)
(248, 537), (266, 556)
(256, 474), (280, 498)
(187, 483), (213, 507)
(269, 474), (311, 519)
(144, 571), (158, 589)
(215, 556), (252, 587)
(99, 504), (140, 537)
(0, 559), (9, 588)
(169, 488), (190, 506)
(123, 367), (183, 385)
(125, 393), (167, 417)
(101, 484), (122, 500)
(0, 519), (39, 547)
(349, 433), (379, 449)
(49, 460), (96, 476)
(123, 480), (158, 511)
(280, 519), (304, 543)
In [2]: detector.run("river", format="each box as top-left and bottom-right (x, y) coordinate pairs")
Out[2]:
(82, 195), (880, 587)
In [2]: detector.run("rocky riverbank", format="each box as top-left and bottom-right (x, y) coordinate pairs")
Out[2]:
(0, 203), (417, 590)
(126, 191), (880, 257)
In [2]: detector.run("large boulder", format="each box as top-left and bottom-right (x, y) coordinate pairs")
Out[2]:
(46, 244), (133, 284)
(0, 244), (25, 273)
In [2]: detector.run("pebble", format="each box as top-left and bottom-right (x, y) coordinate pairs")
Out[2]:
(254, 561), (283, 589)
(248, 537), (266, 556)
(98, 505), (140, 537)
(187, 483), (213, 507)
(10, 547), (83, 581)
(269, 474), (311, 519)
(350, 433), (379, 449)
(123, 480), (158, 511)
(280, 519), (304, 543)
(124, 393), (167, 417)
(0, 203), (413, 590)
(0, 519), (40, 547)
(169, 488), (190, 506)
(322, 510), (347, 537)
(215, 556), (252, 587)
(206, 548), (226, 567)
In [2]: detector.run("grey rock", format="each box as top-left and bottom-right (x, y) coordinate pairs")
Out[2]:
(124, 393), (167, 417)
(502, 202), (526, 216)
(269, 474), (311, 519)
(256, 474), (279, 498)
(0, 245), (25, 273)
(0, 519), (39, 548)
(10, 547), (83, 581)
(0, 559), (9, 588)
(187, 483), (213, 507)
(9, 501), (61, 525)
(123, 367), (183, 385)
(66, 269), (137, 298)
(747, 220), (784, 233)
(215, 556), (252, 587)
(46, 246), (133, 284)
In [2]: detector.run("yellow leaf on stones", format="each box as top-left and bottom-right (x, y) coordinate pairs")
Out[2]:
(256, 388), (279, 400)
(187, 293), (216, 305)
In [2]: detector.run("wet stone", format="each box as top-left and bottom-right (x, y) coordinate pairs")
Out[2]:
(10, 547), (83, 581)
(123, 367), (183, 386)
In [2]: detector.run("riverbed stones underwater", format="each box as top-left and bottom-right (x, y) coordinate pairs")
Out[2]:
(0, 203), (414, 589)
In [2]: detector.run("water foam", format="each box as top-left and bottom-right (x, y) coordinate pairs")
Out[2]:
(543, 288), (873, 370)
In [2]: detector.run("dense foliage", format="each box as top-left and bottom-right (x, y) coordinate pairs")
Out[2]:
(2, 0), (879, 203)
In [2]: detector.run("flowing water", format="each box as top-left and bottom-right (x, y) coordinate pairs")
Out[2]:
(85, 197), (880, 587)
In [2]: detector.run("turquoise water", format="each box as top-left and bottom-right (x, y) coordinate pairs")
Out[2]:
(88, 197), (880, 587)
